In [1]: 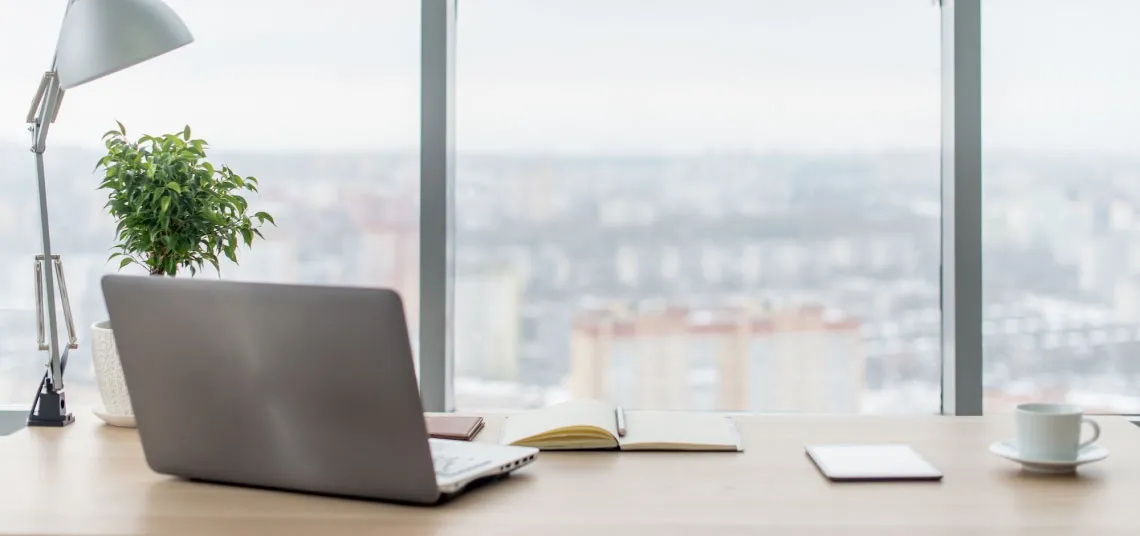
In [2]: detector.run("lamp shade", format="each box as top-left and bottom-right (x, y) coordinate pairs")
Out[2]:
(54, 0), (193, 90)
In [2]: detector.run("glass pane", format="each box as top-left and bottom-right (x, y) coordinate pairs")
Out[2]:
(0, 1), (419, 408)
(455, 0), (942, 411)
(983, 0), (1140, 413)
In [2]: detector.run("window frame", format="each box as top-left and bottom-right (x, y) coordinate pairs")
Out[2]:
(418, 0), (985, 415)
(939, 0), (983, 415)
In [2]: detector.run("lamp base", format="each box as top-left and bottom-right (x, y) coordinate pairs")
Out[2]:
(28, 392), (75, 427)
(27, 372), (75, 427)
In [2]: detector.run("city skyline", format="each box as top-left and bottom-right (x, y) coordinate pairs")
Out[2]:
(4, 141), (1140, 413)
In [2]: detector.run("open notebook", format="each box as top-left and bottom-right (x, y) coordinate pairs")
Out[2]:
(500, 399), (743, 451)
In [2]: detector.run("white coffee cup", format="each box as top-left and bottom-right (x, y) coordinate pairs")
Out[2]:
(1015, 403), (1100, 462)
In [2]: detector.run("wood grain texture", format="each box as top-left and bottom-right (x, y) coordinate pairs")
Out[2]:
(1, 413), (1138, 535)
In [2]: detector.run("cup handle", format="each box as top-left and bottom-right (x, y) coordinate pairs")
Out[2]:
(1079, 418), (1101, 449)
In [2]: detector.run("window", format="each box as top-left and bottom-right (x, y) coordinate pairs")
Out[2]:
(5, 2), (1036, 416)
(453, 0), (942, 411)
(982, 0), (1140, 413)
(0, 1), (418, 407)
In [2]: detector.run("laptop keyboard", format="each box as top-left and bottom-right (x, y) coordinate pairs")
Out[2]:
(431, 446), (490, 478)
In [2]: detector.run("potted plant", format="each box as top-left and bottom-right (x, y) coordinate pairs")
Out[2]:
(90, 122), (275, 424)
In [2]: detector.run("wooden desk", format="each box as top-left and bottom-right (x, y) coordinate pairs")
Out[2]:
(1, 415), (1137, 535)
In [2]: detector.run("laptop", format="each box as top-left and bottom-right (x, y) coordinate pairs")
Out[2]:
(101, 275), (538, 504)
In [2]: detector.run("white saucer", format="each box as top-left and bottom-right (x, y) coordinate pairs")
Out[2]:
(989, 439), (1108, 474)
(92, 407), (136, 428)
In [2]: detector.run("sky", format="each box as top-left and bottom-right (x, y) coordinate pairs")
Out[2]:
(2, 0), (1140, 154)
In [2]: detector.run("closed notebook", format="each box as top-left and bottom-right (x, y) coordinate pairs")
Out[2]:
(425, 415), (485, 441)
(500, 399), (743, 452)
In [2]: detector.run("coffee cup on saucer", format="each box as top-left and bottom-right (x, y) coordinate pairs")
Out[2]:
(989, 402), (1109, 474)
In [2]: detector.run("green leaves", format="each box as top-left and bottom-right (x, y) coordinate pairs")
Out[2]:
(95, 124), (277, 277)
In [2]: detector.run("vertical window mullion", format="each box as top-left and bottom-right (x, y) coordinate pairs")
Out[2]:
(420, 0), (457, 412)
(940, 0), (984, 415)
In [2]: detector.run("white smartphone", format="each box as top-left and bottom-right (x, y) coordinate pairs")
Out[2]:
(806, 444), (944, 482)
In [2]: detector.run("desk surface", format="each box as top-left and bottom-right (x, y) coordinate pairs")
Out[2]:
(1, 414), (1138, 535)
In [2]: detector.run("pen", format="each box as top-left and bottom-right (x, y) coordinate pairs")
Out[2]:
(615, 406), (626, 437)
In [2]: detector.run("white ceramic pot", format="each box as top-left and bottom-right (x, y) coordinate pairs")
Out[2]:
(90, 320), (133, 417)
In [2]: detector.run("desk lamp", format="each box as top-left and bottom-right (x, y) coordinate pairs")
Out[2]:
(26, 0), (193, 427)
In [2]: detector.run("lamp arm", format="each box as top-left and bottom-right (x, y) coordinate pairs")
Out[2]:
(27, 74), (67, 397)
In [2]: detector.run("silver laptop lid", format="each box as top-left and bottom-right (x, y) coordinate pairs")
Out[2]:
(101, 275), (440, 503)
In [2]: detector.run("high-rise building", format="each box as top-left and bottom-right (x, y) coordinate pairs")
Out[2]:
(454, 265), (523, 382)
(342, 188), (420, 332)
(569, 303), (865, 412)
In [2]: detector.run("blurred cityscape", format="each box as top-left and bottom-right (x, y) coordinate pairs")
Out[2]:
(3, 143), (1140, 413)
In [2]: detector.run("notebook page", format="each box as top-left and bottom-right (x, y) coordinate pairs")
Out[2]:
(619, 411), (742, 451)
(501, 399), (618, 445)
